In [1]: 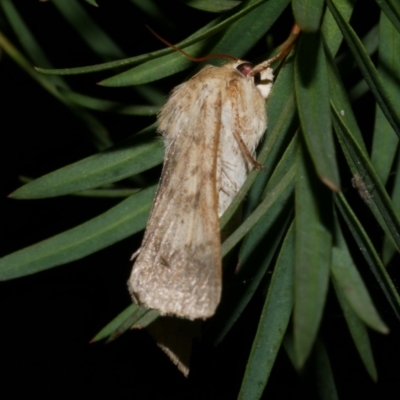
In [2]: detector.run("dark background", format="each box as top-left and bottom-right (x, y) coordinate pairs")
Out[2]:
(1, 1), (399, 398)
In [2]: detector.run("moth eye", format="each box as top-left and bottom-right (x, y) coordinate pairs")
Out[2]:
(236, 62), (253, 77)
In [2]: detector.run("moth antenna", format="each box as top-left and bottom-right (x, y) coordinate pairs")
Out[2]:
(249, 22), (301, 76)
(146, 25), (237, 63)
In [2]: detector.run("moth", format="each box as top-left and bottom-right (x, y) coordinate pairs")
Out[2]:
(352, 173), (372, 204)
(128, 27), (299, 320)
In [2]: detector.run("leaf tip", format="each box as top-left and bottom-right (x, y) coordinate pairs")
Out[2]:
(320, 176), (340, 192)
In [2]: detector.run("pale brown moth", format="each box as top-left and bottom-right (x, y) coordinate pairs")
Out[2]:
(128, 25), (299, 320)
(352, 173), (373, 204)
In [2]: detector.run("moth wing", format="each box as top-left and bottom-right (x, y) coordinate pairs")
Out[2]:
(128, 71), (224, 319)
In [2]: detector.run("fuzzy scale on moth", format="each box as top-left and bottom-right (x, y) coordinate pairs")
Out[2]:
(127, 60), (274, 319)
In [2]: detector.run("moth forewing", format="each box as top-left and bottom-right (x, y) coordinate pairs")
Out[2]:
(128, 60), (275, 319)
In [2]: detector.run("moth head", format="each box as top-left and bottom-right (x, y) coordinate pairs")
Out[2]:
(236, 62), (274, 100)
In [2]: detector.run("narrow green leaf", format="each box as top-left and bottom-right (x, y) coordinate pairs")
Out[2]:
(70, 188), (141, 198)
(309, 340), (339, 400)
(348, 79), (370, 101)
(221, 161), (294, 259)
(294, 140), (332, 367)
(292, 0), (325, 32)
(382, 154), (400, 265)
(332, 106), (400, 254)
(36, 0), (269, 75)
(0, 186), (156, 280)
(334, 192), (400, 320)
(52, 0), (125, 61)
(332, 279), (378, 381)
(284, 335), (339, 400)
(321, 0), (354, 57)
(206, 0), (291, 59)
(182, 0), (241, 12)
(335, 24), (380, 77)
(131, 309), (160, 329)
(238, 223), (294, 400)
(100, 41), (206, 86)
(327, 0), (400, 138)
(10, 125), (162, 199)
(106, 306), (151, 343)
(101, 0), (289, 86)
(239, 135), (298, 262)
(207, 141), (296, 343)
(375, 0), (400, 34)
(295, 32), (340, 192)
(91, 304), (160, 343)
(91, 304), (138, 342)
(1, 0), (65, 87)
(324, 41), (367, 151)
(129, 0), (170, 24)
(369, 11), (400, 263)
(371, 12), (400, 185)
(331, 214), (388, 333)
(17, 176), (140, 198)
(0, 18), (112, 151)
(83, 0), (98, 6)
(62, 91), (160, 115)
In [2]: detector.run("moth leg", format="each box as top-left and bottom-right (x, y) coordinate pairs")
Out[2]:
(231, 128), (265, 170)
(130, 248), (141, 261)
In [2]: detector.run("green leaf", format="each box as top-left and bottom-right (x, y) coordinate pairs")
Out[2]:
(0, 186), (156, 280)
(283, 336), (340, 399)
(332, 279), (378, 381)
(100, 0), (289, 86)
(348, 79), (370, 102)
(371, 12), (400, 185)
(324, 42), (367, 151)
(309, 340), (340, 400)
(334, 192), (400, 320)
(375, 0), (400, 35)
(335, 24), (380, 78)
(206, 137), (296, 343)
(129, 0), (171, 25)
(332, 106), (400, 254)
(238, 223), (294, 400)
(0, 0), (113, 151)
(382, 154), (400, 265)
(83, 0), (98, 6)
(294, 140), (332, 367)
(321, 0), (354, 57)
(292, 0), (325, 32)
(206, 0), (291, 59)
(182, 0), (241, 13)
(1, 0), (65, 87)
(91, 304), (139, 342)
(10, 125), (162, 199)
(51, 0), (125, 61)
(221, 154), (295, 259)
(327, 0), (400, 139)
(331, 213), (388, 333)
(295, 32), (340, 192)
(99, 41), (207, 86)
(36, 0), (269, 76)
(106, 306), (155, 343)
(62, 91), (161, 115)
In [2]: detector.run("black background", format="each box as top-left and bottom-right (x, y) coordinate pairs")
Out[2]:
(1, 1), (399, 399)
